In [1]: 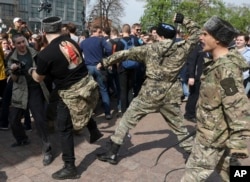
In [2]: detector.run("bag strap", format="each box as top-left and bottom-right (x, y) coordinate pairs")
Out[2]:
(159, 40), (175, 65)
(120, 38), (128, 50)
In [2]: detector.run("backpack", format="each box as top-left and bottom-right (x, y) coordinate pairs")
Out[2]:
(120, 38), (140, 69)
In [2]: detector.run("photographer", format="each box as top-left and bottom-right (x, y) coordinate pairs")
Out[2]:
(7, 33), (53, 166)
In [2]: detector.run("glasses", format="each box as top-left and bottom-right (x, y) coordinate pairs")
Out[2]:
(136, 29), (141, 32)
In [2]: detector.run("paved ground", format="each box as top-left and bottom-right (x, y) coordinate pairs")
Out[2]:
(0, 101), (249, 182)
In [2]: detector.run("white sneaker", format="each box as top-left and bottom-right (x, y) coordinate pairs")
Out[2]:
(182, 96), (188, 102)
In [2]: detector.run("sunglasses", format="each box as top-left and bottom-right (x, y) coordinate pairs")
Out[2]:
(136, 29), (141, 32)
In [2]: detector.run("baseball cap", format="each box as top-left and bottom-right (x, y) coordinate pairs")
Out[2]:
(13, 17), (22, 23)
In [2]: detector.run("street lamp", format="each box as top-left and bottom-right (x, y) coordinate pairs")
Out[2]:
(38, 0), (52, 14)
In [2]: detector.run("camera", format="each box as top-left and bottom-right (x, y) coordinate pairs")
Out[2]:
(12, 61), (26, 75)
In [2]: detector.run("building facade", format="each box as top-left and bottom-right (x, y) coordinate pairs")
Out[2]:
(0, 0), (84, 33)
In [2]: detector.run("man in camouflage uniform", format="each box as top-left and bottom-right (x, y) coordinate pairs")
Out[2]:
(96, 13), (200, 164)
(181, 16), (250, 182)
(29, 17), (103, 180)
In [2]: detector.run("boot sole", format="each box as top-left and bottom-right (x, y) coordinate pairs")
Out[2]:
(52, 174), (81, 180)
(97, 157), (118, 165)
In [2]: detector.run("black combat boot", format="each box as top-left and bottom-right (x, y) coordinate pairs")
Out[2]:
(87, 118), (103, 144)
(96, 141), (120, 164)
(52, 162), (80, 180)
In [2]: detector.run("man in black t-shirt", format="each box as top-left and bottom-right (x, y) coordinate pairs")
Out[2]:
(29, 17), (103, 180)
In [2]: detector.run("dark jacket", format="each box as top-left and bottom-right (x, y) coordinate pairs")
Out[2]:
(186, 42), (211, 81)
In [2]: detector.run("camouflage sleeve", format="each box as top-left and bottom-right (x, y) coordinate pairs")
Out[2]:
(102, 45), (148, 67)
(173, 17), (200, 55)
(219, 63), (250, 151)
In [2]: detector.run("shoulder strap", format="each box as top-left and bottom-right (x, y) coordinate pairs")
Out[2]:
(120, 38), (128, 50)
(159, 40), (175, 65)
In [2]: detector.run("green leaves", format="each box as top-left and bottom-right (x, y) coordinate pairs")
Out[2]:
(140, 0), (250, 32)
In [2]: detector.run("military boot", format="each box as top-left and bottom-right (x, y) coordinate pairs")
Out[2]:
(96, 141), (120, 164)
(87, 118), (103, 144)
(52, 163), (80, 180)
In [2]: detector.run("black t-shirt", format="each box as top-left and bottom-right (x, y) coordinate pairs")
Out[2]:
(36, 35), (88, 90)
(17, 52), (39, 87)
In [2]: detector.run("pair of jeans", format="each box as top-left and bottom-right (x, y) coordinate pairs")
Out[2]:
(87, 65), (111, 115)
(107, 67), (121, 111)
(181, 81), (189, 97)
(118, 69), (135, 113)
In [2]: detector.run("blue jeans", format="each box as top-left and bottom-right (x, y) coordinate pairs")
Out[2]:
(181, 81), (189, 97)
(87, 65), (111, 115)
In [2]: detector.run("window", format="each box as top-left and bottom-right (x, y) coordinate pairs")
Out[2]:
(1, 4), (14, 17)
(31, 7), (40, 18)
(19, 0), (28, 11)
(77, 0), (83, 11)
(66, 1), (73, 9)
(55, 0), (64, 9)
(55, 10), (64, 18)
(66, 11), (74, 20)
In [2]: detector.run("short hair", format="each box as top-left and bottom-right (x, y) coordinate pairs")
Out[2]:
(12, 33), (25, 43)
(149, 26), (157, 33)
(67, 22), (77, 33)
(132, 23), (141, 29)
(122, 24), (131, 34)
(236, 32), (249, 42)
(110, 27), (119, 37)
(81, 30), (89, 38)
(61, 23), (69, 35)
(90, 25), (102, 34)
(103, 27), (111, 36)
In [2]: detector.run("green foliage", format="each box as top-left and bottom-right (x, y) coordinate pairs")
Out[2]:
(139, 0), (250, 33)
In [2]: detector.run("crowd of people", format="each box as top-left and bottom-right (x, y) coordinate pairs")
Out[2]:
(0, 12), (249, 181)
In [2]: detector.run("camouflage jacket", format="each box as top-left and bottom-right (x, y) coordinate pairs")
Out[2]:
(102, 17), (200, 103)
(102, 18), (199, 82)
(196, 49), (250, 149)
(58, 74), (99, 130)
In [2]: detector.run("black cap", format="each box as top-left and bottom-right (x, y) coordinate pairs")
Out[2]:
(156, 23), (176, 39)
(42, 16), (62, 33)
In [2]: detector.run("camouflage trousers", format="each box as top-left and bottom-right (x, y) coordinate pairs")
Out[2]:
(110, 81), (193, 152)
(181, 138), (240, 182)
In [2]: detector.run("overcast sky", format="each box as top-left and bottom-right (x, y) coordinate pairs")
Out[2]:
(121, 0), (248, 25)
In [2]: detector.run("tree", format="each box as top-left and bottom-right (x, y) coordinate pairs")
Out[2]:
(139, 0), (250, 33)
(88, 0), (125, 28)
(226, 4), (250, 32)
(140, 0), (228, 31)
